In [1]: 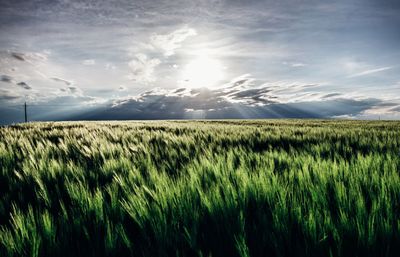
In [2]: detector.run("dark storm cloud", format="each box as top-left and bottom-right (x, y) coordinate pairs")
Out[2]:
(173, 88), (186, 93)
(1, 74), (13, 83)
(10, 52), (47, 62)
(51, 77), (73, 86)
(70, 95), (382, 121)
(64, 83), (387, 120)
(228, 88), (275, 105)
(321, 93), (342, 99)
(1, 75), (31, 89)
(11, 52), (26, 61)
(16, 81), (32, 90)
(67, 86), (79, 94)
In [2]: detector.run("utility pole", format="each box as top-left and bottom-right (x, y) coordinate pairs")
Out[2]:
(24, 102), (27, 122)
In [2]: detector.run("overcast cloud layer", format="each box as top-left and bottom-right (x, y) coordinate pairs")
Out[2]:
(1, 0), (399, 124)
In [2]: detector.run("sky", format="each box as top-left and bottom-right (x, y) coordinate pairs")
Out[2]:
(0, 0), (399, 124)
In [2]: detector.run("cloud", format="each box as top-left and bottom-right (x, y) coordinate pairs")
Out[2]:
(1, 75), (31, 89)
(105, 63), (116, 70)
(149, 26), (197, 56)
(0, 50), (68, 98)
(51, 77), (73, 86)
(11, 52), (25, 61)
(390, 105), (400, 112)
(124, 75), (348, 109)
(16, 81), (32, 90)
(59, 86), (83, 96)
(0, 89), (20, 101)
(353, 102), (400, 120)
(1, 74), (14, 83)
(128, 54), (161, 83)
(283, 61), (306, 67)
(125, 26), (196, 84)
(67, 86), (80, 94)
(118, 85), (127, 91)
(321, 93), (342, 99)
(82, 59), (95, 65)
(348, 66), (392, 78)
(77, 75), (384, 120)
(71, 89), (383, 121)
(225, 87), (276, 106)
(11, 52), (48, 63)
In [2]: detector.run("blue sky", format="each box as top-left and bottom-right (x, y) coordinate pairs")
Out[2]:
(0, 0), (399, 123)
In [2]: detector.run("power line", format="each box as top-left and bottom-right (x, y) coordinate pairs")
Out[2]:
(24, 102), (27, 123)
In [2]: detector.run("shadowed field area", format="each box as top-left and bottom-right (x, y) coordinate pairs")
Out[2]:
(1, 120), (400, 257)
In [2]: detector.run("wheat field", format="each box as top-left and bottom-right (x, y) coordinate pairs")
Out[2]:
(1, 120), (400, 257)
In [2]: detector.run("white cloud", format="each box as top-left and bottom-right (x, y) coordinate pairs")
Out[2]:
(149, 26), (197, 56)
(357, 103), (400, 120)
(105, 63), (116, 70)
(0, 50), (73, 97)
(342, 60), (392, 78)
(82, 59), (95, 65)
(125, 26), (196, 85)
(128, 54), (161, 83)
(348, 66), (392, 78)
(283, 61), (306, 67)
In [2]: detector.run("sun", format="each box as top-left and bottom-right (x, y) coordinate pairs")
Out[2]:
(180, 52), (225, 88)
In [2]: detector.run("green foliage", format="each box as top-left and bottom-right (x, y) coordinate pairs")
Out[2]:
(0, 120), (400, 256)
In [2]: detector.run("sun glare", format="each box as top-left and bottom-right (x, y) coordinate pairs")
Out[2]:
(181, 52), (225, 88)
